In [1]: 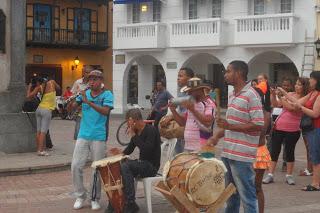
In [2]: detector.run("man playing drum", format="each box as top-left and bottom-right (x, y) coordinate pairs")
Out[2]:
(68, 70), (114, 210)
(109, 108), (161, 213)
(208, 61), (264, 213)
(169, 77), (216, 152)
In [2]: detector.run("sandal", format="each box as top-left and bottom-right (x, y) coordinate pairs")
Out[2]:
(299, 169), (313, 176)
(302, 184), (320, 191)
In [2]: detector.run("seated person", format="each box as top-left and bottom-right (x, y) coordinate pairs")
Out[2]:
(108, 108), (161, 213)
(169, 77), (216, 152)
(63, 86), (73, 100)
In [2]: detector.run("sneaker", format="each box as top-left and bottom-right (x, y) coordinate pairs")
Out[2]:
(91, 200), (101, 210)
(286, 175), (295, 185)
(37, 151), (49, 156)
(73, 198), (85, 210)
(262, 173), (274, 184)
(123, 201), (139, 213)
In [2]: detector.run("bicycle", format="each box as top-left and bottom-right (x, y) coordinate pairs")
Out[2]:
(116, 104), (154, 146)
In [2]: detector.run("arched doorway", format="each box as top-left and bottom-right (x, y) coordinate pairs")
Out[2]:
(124, 55), (166, 109)
(248, 51), (299, 85)
(182, 53), (228, 107)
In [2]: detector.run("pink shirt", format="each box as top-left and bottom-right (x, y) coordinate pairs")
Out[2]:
(184, 98), (216, 151)
(275, 108), (302, 132)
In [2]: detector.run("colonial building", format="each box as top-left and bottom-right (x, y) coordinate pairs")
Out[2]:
(26, 0), (113, 94)
(112, 0), (317, 114)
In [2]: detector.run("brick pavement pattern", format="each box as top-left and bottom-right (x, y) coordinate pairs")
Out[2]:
(0, 118), (319, 213)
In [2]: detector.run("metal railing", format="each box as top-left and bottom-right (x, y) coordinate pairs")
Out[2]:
(26, 27), (108, 49)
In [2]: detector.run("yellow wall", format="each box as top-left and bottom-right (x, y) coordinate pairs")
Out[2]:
(26, 0), (113, 92)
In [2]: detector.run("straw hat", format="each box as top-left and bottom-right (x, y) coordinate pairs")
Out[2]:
(180, 77), (211, 93)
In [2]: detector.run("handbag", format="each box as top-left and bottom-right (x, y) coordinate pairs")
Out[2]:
(300, 91), (319, 132)
(300, 114), (314, 132)
(22, 82), (47, 112)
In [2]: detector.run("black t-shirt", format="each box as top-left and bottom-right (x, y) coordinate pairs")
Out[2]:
(123, 124), (161, 171)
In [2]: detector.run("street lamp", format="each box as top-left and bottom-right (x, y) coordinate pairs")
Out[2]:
(315, 38), (320, 58)
(72, 56), (80, 70)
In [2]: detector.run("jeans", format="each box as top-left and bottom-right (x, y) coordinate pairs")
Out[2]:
(121, 159), (157, 203)
(71, 139), (106, 201)
(221, 157), (258, 213)
(174, 138), (185, 155)
(306, 128), (320, 165)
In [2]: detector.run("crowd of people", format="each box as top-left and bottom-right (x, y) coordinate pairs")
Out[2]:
(24, 60), (320, 213)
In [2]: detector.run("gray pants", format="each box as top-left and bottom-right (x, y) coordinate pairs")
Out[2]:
(35, 108), (52, 133)
(71, 139), (106, 201)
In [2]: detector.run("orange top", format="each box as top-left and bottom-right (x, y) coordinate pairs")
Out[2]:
(256, 81), (268, 95)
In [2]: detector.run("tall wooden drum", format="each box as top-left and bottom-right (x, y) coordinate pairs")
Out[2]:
(92, 155), (128, 213)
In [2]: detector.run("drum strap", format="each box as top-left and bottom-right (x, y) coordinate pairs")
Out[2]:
(91, 170), (98, 201)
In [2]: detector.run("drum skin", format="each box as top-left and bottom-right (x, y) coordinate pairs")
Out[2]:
(163, 153), (203, 195)
(163, 153), (225, 207)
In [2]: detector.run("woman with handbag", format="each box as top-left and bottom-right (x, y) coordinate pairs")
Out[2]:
(283, 71), (320, 191)
(27, 77), (60, 156)
(263, 77), (309, 185)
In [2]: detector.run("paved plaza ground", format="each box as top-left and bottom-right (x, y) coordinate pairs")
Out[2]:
(0, 117), (319, 213)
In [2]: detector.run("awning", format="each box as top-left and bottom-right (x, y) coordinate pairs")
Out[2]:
(113, 0), (153, 4)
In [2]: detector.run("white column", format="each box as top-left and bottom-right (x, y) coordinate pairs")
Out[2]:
(165, 68), (179, 97)
(113, 62), (127, 114)
(138, 64), (153, 109)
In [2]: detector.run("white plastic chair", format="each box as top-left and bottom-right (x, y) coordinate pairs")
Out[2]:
(135, 137), (177, 213)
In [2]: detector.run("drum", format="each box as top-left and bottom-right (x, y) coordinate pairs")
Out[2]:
(163, 153), (226, 207)
(92, 155), (128, 213)
(159, 115), (184, 139)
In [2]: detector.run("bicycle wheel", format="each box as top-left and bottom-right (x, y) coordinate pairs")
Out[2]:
(116, 120), (131, 146)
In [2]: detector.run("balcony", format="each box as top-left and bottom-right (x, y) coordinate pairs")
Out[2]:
(26, 27), (108, 50)
(114, 22), (166, 50)
(169, 18), (224, 48)
(234, 13), (298, 46)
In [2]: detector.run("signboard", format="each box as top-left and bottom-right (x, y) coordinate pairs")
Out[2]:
(166, 62), (177, 69)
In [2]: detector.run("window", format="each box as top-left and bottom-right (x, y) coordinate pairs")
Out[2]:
(74, 8), (91, 43)
(189, 0), (197, 19)
(132, 3), (140, 23)
(153, 0), (161, 22)
(281, 0), (292, 13)
(33, 4), (52, 42)
(212, 0), (222, 18)
(254, 0), (265, 15)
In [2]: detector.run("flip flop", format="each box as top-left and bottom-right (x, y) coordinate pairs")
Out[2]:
(302, 184), (320, 191)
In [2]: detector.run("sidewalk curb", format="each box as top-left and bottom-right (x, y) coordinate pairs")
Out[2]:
(0, 161), (92, 177)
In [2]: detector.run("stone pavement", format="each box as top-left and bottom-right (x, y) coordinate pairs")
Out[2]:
(0, 117), (319, 212)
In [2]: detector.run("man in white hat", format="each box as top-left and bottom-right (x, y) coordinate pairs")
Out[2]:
(169, 77), (216, 152)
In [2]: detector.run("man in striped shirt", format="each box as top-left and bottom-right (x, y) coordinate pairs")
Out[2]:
(208, 60), (264, 213)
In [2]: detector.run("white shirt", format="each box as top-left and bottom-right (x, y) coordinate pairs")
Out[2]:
(71, 78), (89, 95)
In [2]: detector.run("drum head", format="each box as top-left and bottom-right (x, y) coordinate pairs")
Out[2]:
(162, 161), (171, 186)
(91, 155), (128, 168)
(186, 160), (225, 206)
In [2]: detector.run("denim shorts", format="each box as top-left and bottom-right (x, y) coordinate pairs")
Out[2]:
(306, 128), (320, 165)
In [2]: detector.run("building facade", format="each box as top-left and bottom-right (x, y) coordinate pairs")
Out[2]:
(26, 0), (113, 94)
(112, 0), (317, 114)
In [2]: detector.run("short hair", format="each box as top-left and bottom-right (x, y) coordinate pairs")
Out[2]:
(258, 73), (268, 81)
(126, 108), (143, 121)
(282, 77), (293, 85)
(180, 67), (195, 78)
(156, 80), (166, 87)
(297, 77), (310, 96)
(229, 60), (249, 81)
(310, 71), (320, 91)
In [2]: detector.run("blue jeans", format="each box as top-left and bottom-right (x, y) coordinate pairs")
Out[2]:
(221, 157), (258, 213)
(306, 128), (320, 165)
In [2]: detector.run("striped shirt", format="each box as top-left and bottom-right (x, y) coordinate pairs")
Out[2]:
(221, 83), (264, 163)
(184, 98), (216, 151)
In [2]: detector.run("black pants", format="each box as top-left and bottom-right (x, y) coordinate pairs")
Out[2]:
(120, 160), (157, 203)
(270, 130), (300, 162)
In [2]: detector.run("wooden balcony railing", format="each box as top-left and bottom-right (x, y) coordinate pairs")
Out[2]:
(26, 27), (108, 50)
